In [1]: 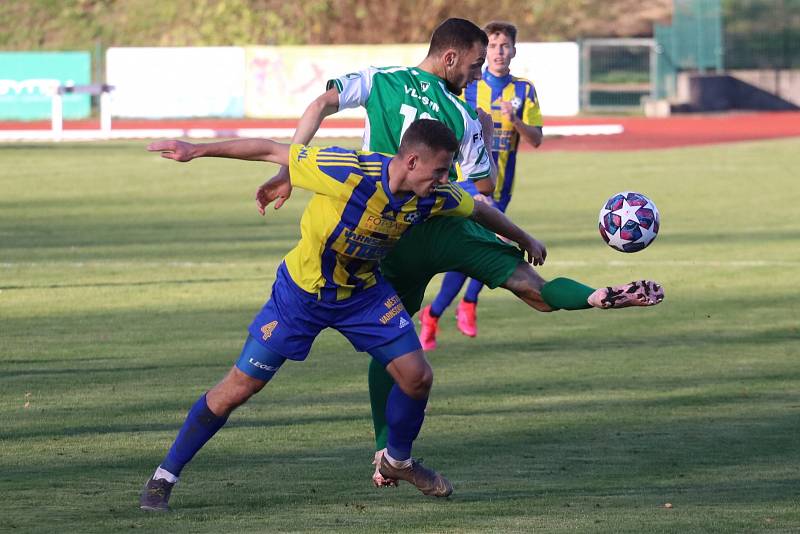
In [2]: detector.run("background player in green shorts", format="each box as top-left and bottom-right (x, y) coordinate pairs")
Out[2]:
(255, 17), (665, 487)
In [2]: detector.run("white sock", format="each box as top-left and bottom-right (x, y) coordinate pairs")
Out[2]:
(153, 466), (178, 483)
(384, 451), (412, 469)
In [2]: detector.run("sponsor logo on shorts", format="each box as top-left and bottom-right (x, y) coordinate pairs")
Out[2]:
(380, 295), (406, 325)
(248, 358), (279, 372)
(398, 317), (409, 329)
(261, 320), (278, 341)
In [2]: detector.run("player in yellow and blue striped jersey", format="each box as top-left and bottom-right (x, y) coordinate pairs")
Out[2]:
(138, 119), (547, 510)
(423, 21), (546, 348)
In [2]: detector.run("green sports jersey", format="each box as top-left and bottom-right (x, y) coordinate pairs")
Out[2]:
(327, 67), (492, 182)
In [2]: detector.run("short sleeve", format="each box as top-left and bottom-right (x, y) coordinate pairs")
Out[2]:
(457, 116), (492, 182)
(522, 83), (543, 127)
(326, 67), (378, 111)
(288, 144), (357, 197)
(431, 183), (475, 218)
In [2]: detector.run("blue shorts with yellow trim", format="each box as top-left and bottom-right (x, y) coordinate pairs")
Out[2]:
(247, 263), (419, 363)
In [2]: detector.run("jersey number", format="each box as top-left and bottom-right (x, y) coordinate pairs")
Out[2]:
(399, 104), (434, 138)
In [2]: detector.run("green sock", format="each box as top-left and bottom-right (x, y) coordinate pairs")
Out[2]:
(368, 358), (395, 450)
(540, 277), (595, 310)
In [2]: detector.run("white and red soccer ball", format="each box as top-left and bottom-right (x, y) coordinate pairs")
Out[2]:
(598, 191), (660, 253)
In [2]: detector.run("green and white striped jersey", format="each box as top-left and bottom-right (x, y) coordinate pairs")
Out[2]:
(327, 66), (491, 183)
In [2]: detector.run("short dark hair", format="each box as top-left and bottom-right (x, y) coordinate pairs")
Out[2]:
(398, 119), (458, 156)
(427, 18), (489, 56)
(484, 21), (518, 45)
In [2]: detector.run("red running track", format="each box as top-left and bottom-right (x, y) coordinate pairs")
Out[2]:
(1, 111), (798, 151)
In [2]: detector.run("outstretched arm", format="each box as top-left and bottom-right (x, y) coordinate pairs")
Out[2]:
(147, 138), (291, 167)
(256, 88), (341, 214)
(470, 201), (547, 266)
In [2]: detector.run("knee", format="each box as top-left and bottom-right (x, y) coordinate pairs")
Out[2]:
(404, 364), (433, 400)
(208, 368), (266, 415)
(503, 264), (553, 312)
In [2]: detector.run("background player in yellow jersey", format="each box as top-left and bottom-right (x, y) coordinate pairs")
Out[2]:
(139, 119), (547, 511)
(422, 21), (546, 349)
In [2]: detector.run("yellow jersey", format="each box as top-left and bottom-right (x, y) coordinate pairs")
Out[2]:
(462, 71), (542, 204)
(284, 144), (475, 301)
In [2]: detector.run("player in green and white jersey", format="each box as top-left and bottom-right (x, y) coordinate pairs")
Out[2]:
(256, 17), (665, 489)
(328, 65), (493, 186)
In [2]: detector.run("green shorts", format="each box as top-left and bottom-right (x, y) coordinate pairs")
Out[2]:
(380, 216), (524, 316)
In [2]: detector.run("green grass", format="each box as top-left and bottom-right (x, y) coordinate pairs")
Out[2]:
(2, 138), (799, 533)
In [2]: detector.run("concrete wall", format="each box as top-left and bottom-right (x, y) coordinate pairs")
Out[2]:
(674, 70), (800, 112)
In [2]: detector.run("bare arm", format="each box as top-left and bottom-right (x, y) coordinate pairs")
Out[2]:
(469, 201), (546, 266)
(147, 138), (291, 166)
(292, 88), (341, 145)
(501, 101), (543, 148)
(475, 108), (498, 194)
(255, 88), (341, 213)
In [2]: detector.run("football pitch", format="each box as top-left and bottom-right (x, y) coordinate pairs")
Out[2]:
(2, 138), (799, 532)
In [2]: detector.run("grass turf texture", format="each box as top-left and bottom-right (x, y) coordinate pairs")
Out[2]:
(1, 138), (799, 533)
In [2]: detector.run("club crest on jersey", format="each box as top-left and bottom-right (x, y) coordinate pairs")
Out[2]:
(404, 211), (422, 224)
(260, 320), (278, 341)
(420, 81), (430, 92)
(511, 97), (522, 111)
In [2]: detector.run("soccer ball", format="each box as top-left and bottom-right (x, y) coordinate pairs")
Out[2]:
(598, 191), (660, 252)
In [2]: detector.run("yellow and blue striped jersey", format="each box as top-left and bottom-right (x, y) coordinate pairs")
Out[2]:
(462, 70), (542, 204)
(284, 144), (475, 301)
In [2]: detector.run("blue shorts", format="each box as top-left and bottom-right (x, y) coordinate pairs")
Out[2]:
(246, 263), (420, 364)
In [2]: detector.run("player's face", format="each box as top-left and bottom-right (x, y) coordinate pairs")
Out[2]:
(486, 32), (515, 75)
(406, 148), (454, 197)
(445, 42), (486, 93)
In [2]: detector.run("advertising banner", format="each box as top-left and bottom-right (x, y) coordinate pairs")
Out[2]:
(106, 47), (245, 118)
(244, 44), (428, 119)
(0, 52), (91, 120)
(511, 43), (580, 117)
(244, 42), (578, 118)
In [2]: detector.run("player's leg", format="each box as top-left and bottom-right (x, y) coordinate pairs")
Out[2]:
(141, 263), (320, 511)
(454, 196), (513, 337)
(369, 335), (452, 497)
(370, 217), (663, 467)
(338, 282), (450, 495)
(463, 277), (485, 303)
(421, 271), (469, 350)
(140, 336), (285, 512)
(501, 262), (664, 311)
(363, 217), (522, 475)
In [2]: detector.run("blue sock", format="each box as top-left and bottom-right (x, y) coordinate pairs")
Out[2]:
(430, 271), (467, 317)
(464, 278), (484, 303)
(160, 393), (229, 477)
(385, 384), (428, 461)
